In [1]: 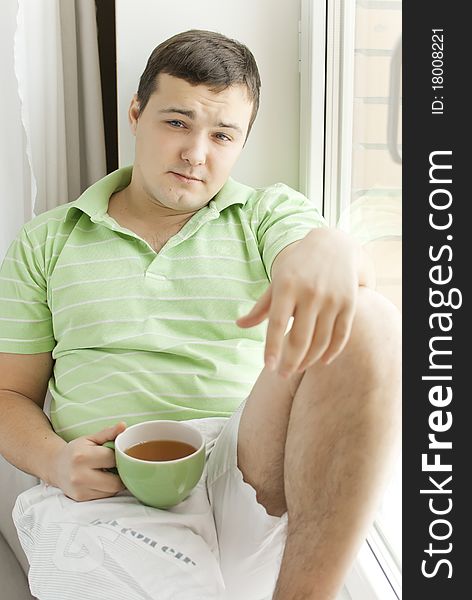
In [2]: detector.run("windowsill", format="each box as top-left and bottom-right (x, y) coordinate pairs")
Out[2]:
(344, 532), (401, 600)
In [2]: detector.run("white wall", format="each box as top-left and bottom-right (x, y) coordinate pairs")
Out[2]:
(115, 0), (301, 190)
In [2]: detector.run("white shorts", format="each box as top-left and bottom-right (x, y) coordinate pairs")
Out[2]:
(12, 400), (288, 600)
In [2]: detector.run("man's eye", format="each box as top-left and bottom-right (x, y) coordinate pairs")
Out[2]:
(167, 120), (185, 128)
(215, 133), (231, 142)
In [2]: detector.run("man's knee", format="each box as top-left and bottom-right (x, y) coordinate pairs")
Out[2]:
(349, 288), (401, 358)
(336, 287), (401, 387)
(299, 288), (402, 432)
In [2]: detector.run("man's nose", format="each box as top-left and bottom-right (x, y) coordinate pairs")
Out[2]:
(180, 133), (208, 166)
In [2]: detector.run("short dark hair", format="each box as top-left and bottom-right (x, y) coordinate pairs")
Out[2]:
(136, 29), (261, 138)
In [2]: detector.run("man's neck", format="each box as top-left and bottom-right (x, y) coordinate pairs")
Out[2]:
(108, 186), (195, 233)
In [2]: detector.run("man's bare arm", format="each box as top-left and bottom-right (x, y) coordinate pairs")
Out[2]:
(270, 228), (376, 289)
(0, 352), (66, 484)
(0, 352), (126, 500)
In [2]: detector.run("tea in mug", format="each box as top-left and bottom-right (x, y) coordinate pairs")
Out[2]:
(125, 439), (197, 461)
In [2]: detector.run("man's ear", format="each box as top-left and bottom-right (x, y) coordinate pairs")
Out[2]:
(128, 94), (140, 136)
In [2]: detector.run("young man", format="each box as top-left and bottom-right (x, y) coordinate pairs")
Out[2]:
(0, 30), (401, 600)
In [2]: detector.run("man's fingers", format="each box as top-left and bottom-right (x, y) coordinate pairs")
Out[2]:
(72, 472), (125, 502)
(277, 304), (318, 376)
(88, 445), (119, 469)
(264, 295), (296, 370)
(87, 422), (127, 446)
(297, 307), (338, 371)
(236, 286), (272, 328)
(320, 307), (355, 365)
(91, 471), (126, 494)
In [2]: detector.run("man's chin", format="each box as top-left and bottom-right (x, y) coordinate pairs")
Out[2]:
(161, 193), (209, 213)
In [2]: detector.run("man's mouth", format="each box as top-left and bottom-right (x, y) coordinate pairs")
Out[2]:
(170, 172), (203, 183)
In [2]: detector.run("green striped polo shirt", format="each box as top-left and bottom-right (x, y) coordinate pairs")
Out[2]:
(0, 166), (326, 442)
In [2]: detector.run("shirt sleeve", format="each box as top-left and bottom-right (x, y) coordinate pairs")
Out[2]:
(0, 227), (55, 353)
(251, 183), (328, 280)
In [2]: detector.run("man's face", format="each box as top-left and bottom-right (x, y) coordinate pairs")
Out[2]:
(129, 73), (253, 214)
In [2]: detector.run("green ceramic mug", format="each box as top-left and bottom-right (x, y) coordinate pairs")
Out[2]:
(114, 420), (206, 509)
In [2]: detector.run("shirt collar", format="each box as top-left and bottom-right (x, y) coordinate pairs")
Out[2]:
(209, 177), (253, 212)
(65, 166), (251, 222)
(65, 166), (133, 222)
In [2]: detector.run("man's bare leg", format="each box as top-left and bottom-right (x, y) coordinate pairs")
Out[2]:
(237, 288), (401, 599)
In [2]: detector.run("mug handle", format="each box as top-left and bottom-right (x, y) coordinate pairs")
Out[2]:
(102, 440), (118, 473)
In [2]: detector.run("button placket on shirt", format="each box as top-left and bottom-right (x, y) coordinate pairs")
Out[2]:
(144, 206), (220, 281)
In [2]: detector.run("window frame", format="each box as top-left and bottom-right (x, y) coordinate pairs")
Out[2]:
(299, 1), (402, 598)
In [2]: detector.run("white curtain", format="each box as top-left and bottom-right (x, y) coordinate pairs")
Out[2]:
(0, 0), (106, 260)
(0, 0), (31, 260)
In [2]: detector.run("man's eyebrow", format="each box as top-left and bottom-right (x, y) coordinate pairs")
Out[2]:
(159, 108), (243, 135)
(159, 107), (195, 119)
(216, 121), (243, 135)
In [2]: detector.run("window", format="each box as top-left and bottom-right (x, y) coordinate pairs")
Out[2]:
(300, 1), (402, 597)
